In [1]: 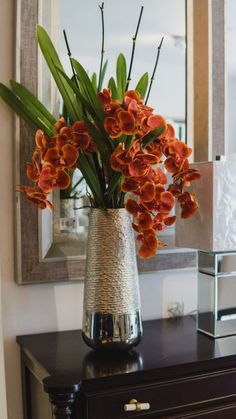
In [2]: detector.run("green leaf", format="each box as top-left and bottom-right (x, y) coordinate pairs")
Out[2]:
(91, 73), (97, 92)
(70, 74), (84, 118)
(36, 25), (81, 122)
(108, 77), (118, 100)
(56, 69), (87, 120)
(116, 53), (127, 101)
(58, 69), (114, 151)
(57, 67), (101, 125)
(125, 135), (134, 148)
(10, 80), (56, 128)
(0, 84), (36, 127)
(71, 58), (104, 122)
(135, 72), (149, 99)
(83, 117), (110, 164)
(62, 101), (69, 122)
(77, 153), (105, 207)
(0, 83), (54, 136)
(88, 152), (105, 194)
(142, 126), (166, 147)
(57, 66), (114, 152)
(107, 172), (123, 198)
(100, 59), (108, 90)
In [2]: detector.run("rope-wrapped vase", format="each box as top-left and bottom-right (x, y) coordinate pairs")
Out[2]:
(82, 208), (142, 350)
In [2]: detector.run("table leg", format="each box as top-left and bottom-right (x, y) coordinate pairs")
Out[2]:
(43, 376), (80, 419)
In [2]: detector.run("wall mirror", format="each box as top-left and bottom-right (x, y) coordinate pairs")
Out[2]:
(15, 0), (201, 284)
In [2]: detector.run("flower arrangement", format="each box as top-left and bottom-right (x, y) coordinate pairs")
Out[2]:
(0, 5), (200, 259)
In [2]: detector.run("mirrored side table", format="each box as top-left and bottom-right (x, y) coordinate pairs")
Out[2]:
(198, 251), (236, 337)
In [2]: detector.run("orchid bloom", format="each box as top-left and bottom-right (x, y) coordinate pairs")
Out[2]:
(16, 186), (54, 210)
(38, 163), (71, 194)
(110, 112), (200, 258)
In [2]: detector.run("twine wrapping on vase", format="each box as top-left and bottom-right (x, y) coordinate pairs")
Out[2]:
(82, 208), (142, 350)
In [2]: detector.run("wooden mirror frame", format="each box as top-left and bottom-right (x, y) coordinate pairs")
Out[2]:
(15, 0), (225, 284)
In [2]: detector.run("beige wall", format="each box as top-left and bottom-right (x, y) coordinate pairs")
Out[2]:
(0, 268), (8, 419)
(0, 1), (197, 419)
(0, 3), (84, 418)
(0, 0), (13, 416)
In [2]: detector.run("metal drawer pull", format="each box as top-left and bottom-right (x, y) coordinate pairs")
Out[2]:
(124, 398), (150, 412)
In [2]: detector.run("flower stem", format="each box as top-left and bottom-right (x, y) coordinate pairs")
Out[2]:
(63, 29), (79, 89)
(126, 6), (144, 91)
(145, 36), (164, 104)
(70, 176), (84, 194)
(98, 2), (105, 92)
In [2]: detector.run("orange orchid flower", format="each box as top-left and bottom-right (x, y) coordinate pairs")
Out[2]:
(43, 143), (79, 169)
(116, 110), (136, 135)
(153, 213), (176, 232)
(125, 199), (141, 216)
(124, 90), (141, 106)
(104, 116), (122, 139)
(124, 90), (153, 122)
(38, 163), (70, 194)
(104, 107), (137, 138)
(17, 186), (54, 210)
(128, 152), (158, 178)
(121, 178), (139, 193)
(110, 141), (141, 175)
(35, 129), (55, 152)
(155, 166), (168, 184)
(97, 88), (112, 109)
(167, 184), (183, 197)
(173, 168), (201, 187)
(26, 149), (42, 182)
(164, 141), (192, 173)
(139, 181), (155, 203)
(128, 157), (150, 178)
(97, 88), (120, 115)
(159, 123), (176, 140)
(138, 229), (166, 259)
(145, 140), (163, 160)
(147, 114), (166, 130)
(178, 192), (199, 218)
(137, 212), (154, 231)
(159, 191), (175, 213)
(54, 116), (66, 132)
(138, 244), (157, 259)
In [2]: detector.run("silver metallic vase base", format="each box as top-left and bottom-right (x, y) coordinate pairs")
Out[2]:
(82, 311), (143, 351)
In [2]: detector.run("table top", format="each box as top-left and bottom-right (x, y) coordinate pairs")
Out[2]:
(17, 316), (236, 391)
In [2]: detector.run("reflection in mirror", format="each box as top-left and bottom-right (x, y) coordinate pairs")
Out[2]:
(43, 0), (186, 260)
(83, 349), (143, 379)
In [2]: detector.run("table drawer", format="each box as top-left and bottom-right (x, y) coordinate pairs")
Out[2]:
(86, 369), (236, 419)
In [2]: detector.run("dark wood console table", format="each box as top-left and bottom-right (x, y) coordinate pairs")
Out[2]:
(17, 316), (236, 418)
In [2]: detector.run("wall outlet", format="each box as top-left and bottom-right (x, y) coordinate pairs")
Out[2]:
(167, 301), (184, 318)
